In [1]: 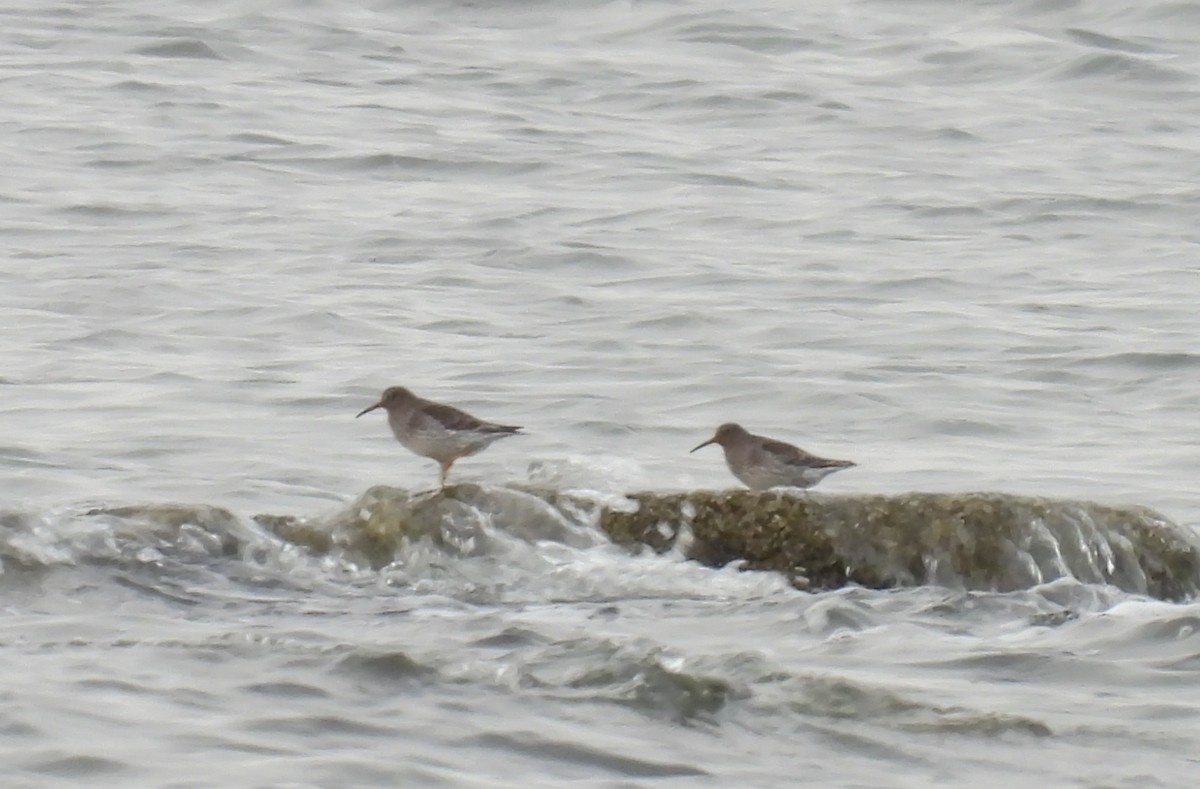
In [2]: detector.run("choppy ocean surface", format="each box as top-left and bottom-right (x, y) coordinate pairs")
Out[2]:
(4, 0), (1200, 786)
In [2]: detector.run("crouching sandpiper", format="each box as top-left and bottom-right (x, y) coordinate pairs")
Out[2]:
(691, 422), (854, 491)
(357, 385), (522, 487)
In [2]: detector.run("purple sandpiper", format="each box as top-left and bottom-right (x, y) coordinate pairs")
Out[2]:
(691, 422), (854, 491)
(357, 386), (521, 487)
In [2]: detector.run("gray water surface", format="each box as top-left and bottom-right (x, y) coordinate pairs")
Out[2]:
(3, 0), (1200, 786)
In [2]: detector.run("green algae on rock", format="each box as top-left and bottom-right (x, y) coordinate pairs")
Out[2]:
(599, 490), (1200, 600)
(599, 490), (851, 590)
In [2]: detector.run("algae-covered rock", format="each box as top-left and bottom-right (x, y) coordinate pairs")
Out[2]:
(256, 486), (1200, 600)
(600, 491), (851, 590)
(600, 490), (1200, 600)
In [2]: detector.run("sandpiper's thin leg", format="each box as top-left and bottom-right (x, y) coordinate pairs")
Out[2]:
(438, 460), (452, 488)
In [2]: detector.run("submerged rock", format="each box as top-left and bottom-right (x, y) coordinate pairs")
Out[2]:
(255, 483), (602, 569)
(87, 503), (244, 556)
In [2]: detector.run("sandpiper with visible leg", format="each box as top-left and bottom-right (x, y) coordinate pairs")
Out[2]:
(356, 386), (522, 487)
(690, 422), (854, 491)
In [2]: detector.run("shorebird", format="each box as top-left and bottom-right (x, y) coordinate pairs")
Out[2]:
(356, 386), (522, 487)
(690, 423), (854, 491)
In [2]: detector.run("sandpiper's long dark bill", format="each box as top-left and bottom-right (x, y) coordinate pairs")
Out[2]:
(691, 422), (854, 491)
(357, 385), (522, 487)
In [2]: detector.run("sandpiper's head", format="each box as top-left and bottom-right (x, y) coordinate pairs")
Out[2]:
(356, 385), (415, 418)
(690, 423), (749, 453)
